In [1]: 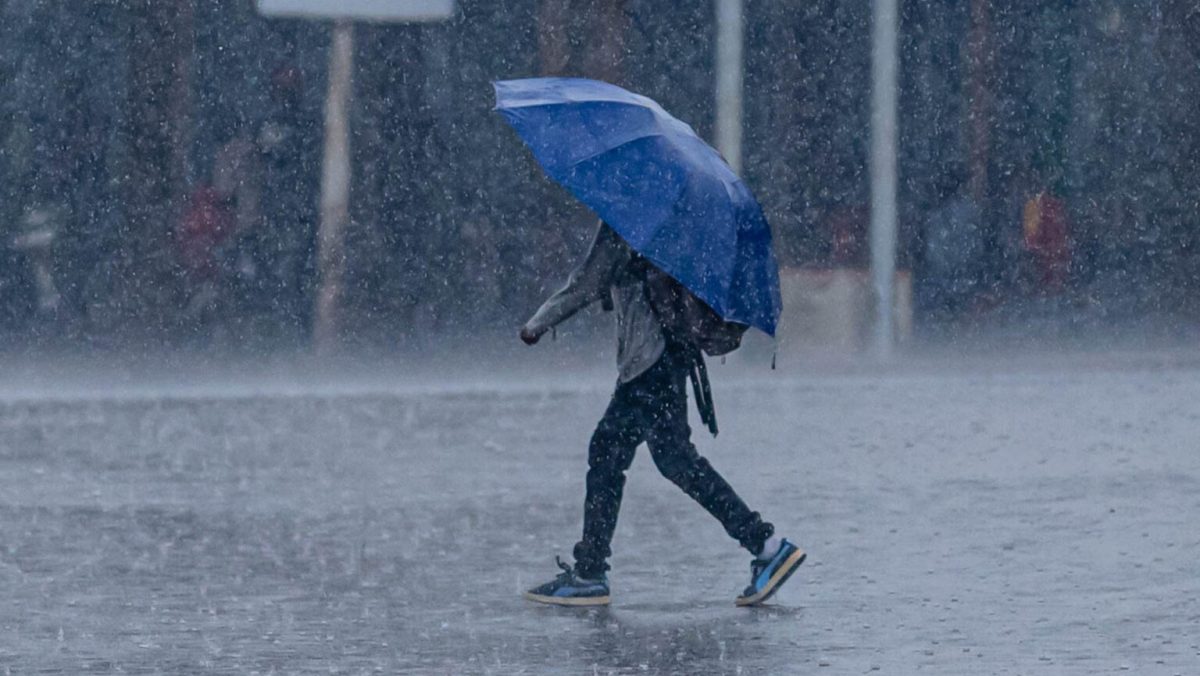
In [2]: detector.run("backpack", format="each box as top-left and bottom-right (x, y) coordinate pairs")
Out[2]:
(637, 259), (748, 357)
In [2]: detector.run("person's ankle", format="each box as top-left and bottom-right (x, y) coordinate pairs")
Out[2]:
(574, 565), (605, 581)
(756, 535), (783, 561)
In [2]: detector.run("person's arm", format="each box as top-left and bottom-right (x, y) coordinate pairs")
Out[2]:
(521, 222), (624, 343)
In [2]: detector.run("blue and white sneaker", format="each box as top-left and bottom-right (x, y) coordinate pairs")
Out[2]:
(736, 538), (806, 606)
(523, 557), (611, 607)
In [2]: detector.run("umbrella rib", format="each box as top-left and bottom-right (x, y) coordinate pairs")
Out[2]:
(565, 131), (671, 167)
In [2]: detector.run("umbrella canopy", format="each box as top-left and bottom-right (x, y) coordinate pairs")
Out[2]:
(493, 77), (782, 337)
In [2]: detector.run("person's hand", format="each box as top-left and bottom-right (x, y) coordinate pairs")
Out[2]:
(519, 326), (541, 345)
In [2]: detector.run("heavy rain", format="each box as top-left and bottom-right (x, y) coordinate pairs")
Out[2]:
(1, 1), (1199, 674)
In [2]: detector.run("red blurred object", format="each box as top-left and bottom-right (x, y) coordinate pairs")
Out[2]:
(177, 185), (234, 279)
(828, 204), (869, 266)
(1022, 191), (1071, 293)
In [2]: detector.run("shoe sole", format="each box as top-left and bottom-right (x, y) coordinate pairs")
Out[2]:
(735, 548), (806, 607)
(522, 591), (611, 607)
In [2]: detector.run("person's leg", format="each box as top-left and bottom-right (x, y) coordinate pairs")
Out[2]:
(644, 354), (774, 556)
(525, 358), (671, 604)
(641, 352), (805, 606)
(572, 383), (645, 579)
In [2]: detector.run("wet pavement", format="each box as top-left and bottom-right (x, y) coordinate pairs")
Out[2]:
(1, 355), (1199, 674)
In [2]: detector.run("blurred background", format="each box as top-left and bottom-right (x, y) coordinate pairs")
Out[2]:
(3, 5), (1199, 672)
(2, 0), (1199, 355)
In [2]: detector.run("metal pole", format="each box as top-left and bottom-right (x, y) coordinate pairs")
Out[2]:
(967, 0), (990, 204)
(715, 0), (744, 174)
(870, 0), (899, 360)
(314, 20), (354, 352)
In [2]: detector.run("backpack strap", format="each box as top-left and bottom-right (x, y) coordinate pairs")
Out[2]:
(682, 344), (718, 437)
(634, 258), (720, 437)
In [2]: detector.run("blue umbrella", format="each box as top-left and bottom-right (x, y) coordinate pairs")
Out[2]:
(493, 77), (782, 337)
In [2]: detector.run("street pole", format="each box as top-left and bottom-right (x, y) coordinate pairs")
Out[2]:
(314, 20), (354, 352)
(257, 2), (454, 352)
(870, 0), (899, 360)
(715, 0), (744, 174)
(967, 0), (990, 204)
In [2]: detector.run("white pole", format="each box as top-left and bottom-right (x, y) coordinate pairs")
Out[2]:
(315, 20), (354, 352)
(870, 0), (899, 360)
(715, 0), (744, 174)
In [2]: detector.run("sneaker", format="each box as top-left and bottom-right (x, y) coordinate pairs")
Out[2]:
(735, 538), (805, 607)
(523, 556), (611, 607)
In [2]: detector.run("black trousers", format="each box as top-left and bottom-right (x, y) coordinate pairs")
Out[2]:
(573, 344), (773, 578)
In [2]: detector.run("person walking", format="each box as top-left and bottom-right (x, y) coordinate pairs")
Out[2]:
(518, 220), (804, 607)
(494, 77), (802, 607)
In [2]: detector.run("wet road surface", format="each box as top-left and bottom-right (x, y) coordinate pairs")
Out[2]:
(1, 356), (1198, 674)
